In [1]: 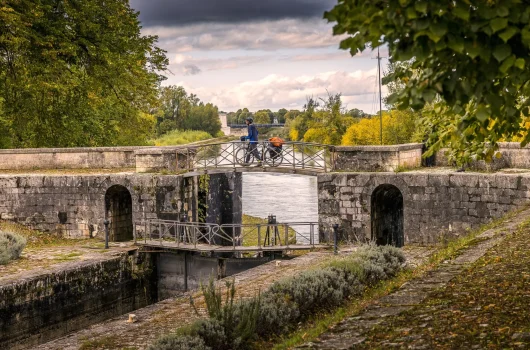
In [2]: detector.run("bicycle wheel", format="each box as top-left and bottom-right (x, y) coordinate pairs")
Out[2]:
(235, 147), (253, 165)
(264, 148), (283, 167)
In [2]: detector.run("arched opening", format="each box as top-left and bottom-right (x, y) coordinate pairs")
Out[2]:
(371, 184), (404, 247)
(105, 185), (133, 241)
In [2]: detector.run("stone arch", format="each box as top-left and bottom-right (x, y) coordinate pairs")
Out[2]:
(105, 185), (133, 241)
(371, 184), (404, 247)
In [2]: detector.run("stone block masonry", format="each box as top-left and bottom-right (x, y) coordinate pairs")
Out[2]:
(0, 251), (157, 350)
(0, 173), (197, 238)
(333, 143), (423, 172)
(318, 172), (530, 244)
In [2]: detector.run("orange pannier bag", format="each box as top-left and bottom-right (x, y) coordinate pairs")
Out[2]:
(269, 137), (284, 147)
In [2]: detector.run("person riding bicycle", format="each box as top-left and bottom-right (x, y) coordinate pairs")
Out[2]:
(243, 117), (261, 165)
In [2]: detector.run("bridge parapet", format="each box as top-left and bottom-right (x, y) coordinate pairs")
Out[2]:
(177, 141), (335, 174)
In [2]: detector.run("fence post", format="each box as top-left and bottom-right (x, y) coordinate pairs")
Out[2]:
(104, 219), (110, 249)
(258, 225), (261, 249)
(332, 224), (339, 255)
(323, 147), (331, 173)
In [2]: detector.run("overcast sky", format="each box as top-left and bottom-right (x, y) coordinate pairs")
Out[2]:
(129, 0), (387, 113)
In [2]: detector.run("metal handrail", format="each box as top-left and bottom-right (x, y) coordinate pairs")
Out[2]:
(135, 219), (323, 249)
(182, 141), (335, 173)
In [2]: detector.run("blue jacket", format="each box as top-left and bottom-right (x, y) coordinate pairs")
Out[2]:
(246, 124), (259, 143)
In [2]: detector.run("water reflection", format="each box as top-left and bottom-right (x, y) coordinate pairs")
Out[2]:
(242, 173), (318, 243)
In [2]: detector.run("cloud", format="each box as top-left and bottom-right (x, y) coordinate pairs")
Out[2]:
(183, 64), (202, 75)
(144, 19), (343, 52)
(168, 54), (273, 75)
(130, 0), (335, 27)
(178, 69), (386, 112)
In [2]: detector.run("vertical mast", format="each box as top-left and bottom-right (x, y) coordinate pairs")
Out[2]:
(377, 46), (383, 145)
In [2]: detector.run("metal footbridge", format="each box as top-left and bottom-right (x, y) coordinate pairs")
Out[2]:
(176, 141), (335, 175)
(134, 219), (327, 254)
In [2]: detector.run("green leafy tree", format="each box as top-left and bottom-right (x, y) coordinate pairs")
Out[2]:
(284, 110), (301, 121)
(303, 93), (355, 145)
(347, 108), (369, 118)
(254, 110), (271, 124)
(326, 0), (530, 163)
(275, 108), (288, 123)
(182, 103), (221, 136)
(0, 0), (167, 147)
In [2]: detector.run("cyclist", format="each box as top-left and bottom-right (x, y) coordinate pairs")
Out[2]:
(244, 117), (261, 165)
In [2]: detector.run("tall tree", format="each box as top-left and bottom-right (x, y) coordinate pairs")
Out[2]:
(254, 110), (271, 124)
(325, 0), (530, 162)
(0, 0), (167, 147)
(181, 103), (221, 136)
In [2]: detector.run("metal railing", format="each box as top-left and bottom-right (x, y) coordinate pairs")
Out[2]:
(228, 124), (285, 128)
(177, 141), (335, 173)
(135, 219), (322, 250)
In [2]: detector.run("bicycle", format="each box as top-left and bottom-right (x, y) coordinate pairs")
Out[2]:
(235, 141), (283, 167)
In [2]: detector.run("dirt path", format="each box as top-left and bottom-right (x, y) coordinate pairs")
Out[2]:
(298, 209), (530, 349)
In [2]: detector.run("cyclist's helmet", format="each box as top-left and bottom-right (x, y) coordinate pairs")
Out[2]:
(245, 117), (254, 124)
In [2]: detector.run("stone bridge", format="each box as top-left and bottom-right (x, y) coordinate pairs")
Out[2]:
(1, 142), (530, 246)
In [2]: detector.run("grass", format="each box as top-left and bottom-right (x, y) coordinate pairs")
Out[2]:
(0, 220), (81, 249)
(53, 251), (83, 261)
(79, 336), (119, 350)
(241, 214), (297, 246)
(151, 129), (214, 146)
(359, 217), (530, 348)
(267, 208), (525, 349)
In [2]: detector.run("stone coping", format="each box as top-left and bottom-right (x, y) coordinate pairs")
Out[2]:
(134, 148), (181, 155)
(0, 145), (188, 154)
(334, 143), (423, 152)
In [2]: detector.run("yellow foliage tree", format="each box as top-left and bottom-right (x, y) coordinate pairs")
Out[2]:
(342, 110), (418, 146)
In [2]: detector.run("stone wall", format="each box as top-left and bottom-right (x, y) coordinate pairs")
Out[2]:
(0, 147), (141, 170)
(0, 251), (156, 350)
(318, 172), (530, 244)
(333, 143), (423, 172)
(0, 146), (188, 172)
(0, 174), (197, 238)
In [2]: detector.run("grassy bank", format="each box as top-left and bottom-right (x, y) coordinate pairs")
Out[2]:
(151, 130), (215, 146)
(268, 208), (525, 349)
(241, 214), (296, 246)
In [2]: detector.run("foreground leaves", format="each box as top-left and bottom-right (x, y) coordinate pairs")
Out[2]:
(326, 1), (530, 164)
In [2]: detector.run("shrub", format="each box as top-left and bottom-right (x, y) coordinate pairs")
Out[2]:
(147, 334), (210, 350)
(188, 277), (260, 350)
(152, 129), (213, 146)
(150, 244), (406, 349)
(0, 231), (27, 265)
(257, 244), (406, 336)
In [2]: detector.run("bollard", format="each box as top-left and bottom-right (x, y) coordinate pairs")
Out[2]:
(332, 224), (339, 255)
(104, 219), (110, 249)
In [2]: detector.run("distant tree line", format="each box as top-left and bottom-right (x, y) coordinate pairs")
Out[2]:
(155, 86), (221, 137)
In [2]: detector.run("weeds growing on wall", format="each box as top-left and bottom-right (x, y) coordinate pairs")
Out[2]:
(148, 244), (406, 350)
(0, 231), (27, 265)
(197, 175), (210, 223)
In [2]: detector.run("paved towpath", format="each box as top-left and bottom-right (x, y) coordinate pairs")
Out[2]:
(298, 208), (530, 349)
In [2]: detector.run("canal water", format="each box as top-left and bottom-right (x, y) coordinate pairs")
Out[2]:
(242, 173), (319, 243)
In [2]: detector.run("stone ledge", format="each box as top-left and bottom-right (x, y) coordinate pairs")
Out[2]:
(335, 143), (423, 152)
